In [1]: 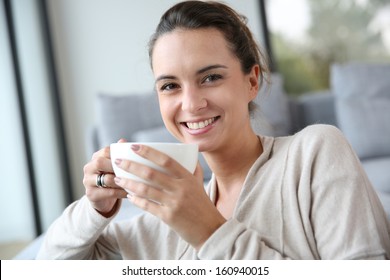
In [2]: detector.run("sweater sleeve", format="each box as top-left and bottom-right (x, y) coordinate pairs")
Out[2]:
(198, 219), (290, 259)
(36, 196), (122, 259)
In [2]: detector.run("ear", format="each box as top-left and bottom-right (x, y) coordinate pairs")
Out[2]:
(247, 64), (260, 102)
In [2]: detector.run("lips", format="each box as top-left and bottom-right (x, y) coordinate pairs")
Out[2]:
(181, 116), (219, 130)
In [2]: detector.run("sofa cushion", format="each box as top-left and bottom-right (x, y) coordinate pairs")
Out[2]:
(293, 90), (337, 131)
(331, 63), (390, 159)
(252, 73), (291, 136)
(133, 126), (212, 181)
(96, 93), (163, 147)
(361, 157), (390, 194)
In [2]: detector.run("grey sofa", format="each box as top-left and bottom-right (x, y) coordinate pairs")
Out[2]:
(14, 62), (390, 259)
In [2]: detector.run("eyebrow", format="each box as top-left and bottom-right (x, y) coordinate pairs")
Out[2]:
(155, 64), (228, 83)
(196, 64), (228, 74)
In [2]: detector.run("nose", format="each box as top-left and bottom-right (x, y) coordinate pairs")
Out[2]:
(181, 86), (207, 113)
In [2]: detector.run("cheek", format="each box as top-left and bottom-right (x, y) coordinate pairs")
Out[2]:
(159, 100), (185, 142)
(159, 99), (177, 127)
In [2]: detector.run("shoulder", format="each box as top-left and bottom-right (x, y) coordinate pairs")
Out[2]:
(288, 124), (350, 152)
(272, 124), (348, 150)
(293, 124), (345, 142)
(272, 124), (358, 166)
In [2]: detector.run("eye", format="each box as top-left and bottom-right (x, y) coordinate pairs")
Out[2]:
(160, 82), (179, 92)
(202, 74), (223, 84)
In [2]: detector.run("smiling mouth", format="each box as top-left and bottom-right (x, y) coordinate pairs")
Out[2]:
(181, 116), (220, 130)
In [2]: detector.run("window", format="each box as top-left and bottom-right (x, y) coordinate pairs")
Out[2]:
(266, 0), (390, 96)
(0, 0), (72, 258)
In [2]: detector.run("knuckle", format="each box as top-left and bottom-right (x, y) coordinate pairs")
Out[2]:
(102, 146), (110, 155)
(82, 176), (88, 187)
(83, 163), (89, 174)
(95, 157), (106, 169)
(91, 151), (100, 159)
(83, 160), (96, 173)
(137, 184), (149, 197)
(142, 168), (155, 180)
(85, 187), (94, 199)
(160, 156), (174, 169)
(137, 197), (149, 211)
(92, 146), (109, 160)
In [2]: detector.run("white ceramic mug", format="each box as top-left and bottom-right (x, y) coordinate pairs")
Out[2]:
(110, 142), (198, 184)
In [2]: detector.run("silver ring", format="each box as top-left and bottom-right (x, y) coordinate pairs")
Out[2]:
(96, 173), (106, 188)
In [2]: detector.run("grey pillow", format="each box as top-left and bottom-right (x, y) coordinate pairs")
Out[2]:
(133, 126), (212, 181)
(96, 93), (163, 147)
(253, 73), (291, 136)
(331, 63), (390, 159)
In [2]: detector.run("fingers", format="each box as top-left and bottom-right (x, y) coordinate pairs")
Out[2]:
(86, 183), (128, 201)
(113, 144), (202, 193)
(131, 144), (188, 177)
(83, 159), (114, 191)
(127, 193), (161, 215)
(115, 177), (165, 203)
(83, 143), (125, 196)
(112, 144), (204, 218)
(83, 142), (131, 215)
(86, 152), (113, 176)
(115, 159), (175, 191)
(89, 139), (127, 172)
(85, 173), (120, 189)
(84, 171), (127, 204)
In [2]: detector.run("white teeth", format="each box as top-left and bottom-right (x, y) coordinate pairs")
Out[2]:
(186, 117), (216, 130)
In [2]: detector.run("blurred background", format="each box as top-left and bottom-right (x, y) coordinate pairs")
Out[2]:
(1, 0), (389, 259)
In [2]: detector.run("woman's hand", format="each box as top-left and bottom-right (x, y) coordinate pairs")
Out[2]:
(83, 139), (128, 217)
(113, 144), (226, 250)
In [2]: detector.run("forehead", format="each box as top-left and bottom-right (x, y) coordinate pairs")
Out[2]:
(151, 28), (238, 76)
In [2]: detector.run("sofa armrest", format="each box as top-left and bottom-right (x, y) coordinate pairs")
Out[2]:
(289, 90), (337, 133)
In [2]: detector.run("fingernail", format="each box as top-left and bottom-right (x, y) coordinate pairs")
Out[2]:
(131, 144), (140, 152)
(115, 159), (122, 165)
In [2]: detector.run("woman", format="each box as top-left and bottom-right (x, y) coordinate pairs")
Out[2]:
(37, 1), (390, 259)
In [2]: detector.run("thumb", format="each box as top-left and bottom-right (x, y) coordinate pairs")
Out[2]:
(118, 138), (127, 143)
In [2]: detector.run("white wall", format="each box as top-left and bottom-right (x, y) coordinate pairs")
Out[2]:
(48, 0), (264, 199)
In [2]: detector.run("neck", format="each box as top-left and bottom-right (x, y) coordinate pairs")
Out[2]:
(203, 130), (263, 194)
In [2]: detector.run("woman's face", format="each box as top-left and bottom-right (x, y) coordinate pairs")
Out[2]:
(152, 28), (259, 153)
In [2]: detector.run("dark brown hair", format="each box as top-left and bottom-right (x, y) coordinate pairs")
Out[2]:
(148, 0), (270, 112)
